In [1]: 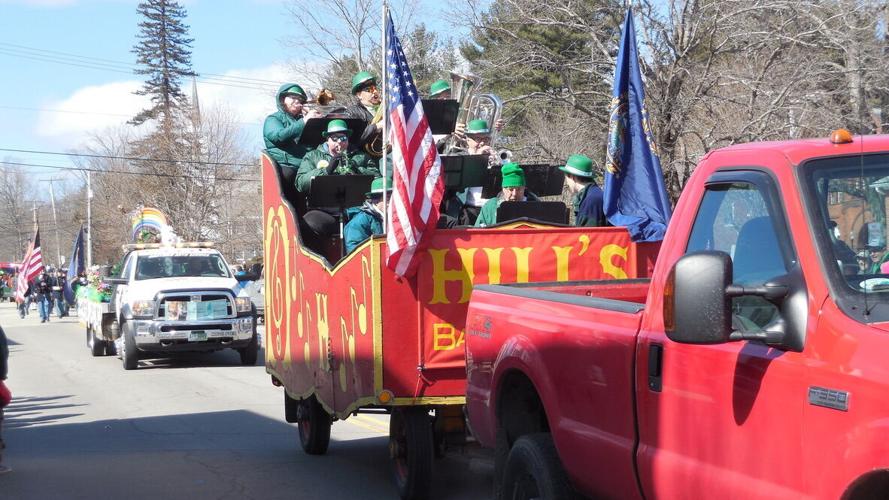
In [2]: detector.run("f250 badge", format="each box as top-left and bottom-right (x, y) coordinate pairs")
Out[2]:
(467, 315), (493, 340)
(808, 386), (849, 412)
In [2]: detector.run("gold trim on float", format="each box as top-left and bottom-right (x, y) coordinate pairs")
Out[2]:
(391, 396), (466, 406)
(372, 238), (384, 394)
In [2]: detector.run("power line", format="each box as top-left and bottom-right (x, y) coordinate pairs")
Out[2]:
(0, 42), (282, 92)
(0, 160), (260, 183)
(0, 105), (259, 126)
(0, 148), (257, 168)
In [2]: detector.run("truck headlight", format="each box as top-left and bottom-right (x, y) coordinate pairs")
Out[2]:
(131, 300), (156, 318)
(235, 297), (252, 314)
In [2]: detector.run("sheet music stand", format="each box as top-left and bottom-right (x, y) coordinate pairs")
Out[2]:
(496, 201), (569, 226)
(441, 154), (490, 190)
(482, 164), (566, 198)
(422, 99), (459, 134)
(299, 118), (367, 146)
(307, 175), (375, 255)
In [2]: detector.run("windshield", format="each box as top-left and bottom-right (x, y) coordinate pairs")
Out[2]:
(803, 153), (889, 321)
(134, 254), (230, 280)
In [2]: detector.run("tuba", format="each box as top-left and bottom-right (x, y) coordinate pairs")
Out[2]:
(467, 93), (505, 164)
(444, 71), (482, 153)
(363, 105), (388, 158)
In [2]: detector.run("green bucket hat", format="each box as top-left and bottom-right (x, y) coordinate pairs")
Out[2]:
(466, 119), (490, 135)
(281, 84), (306, 100)
(322, 119), (352, 138)
(351, 71), (377, 94)
(429, 79), (451, 97)
(501, 162), (526, 188)
(366, 177), (393, 197)
(558, 154), (595, 178)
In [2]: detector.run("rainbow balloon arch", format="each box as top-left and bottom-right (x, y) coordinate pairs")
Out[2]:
(130, 207), (177, 244)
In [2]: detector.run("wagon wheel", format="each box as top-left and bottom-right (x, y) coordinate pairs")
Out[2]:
(297, 395), (331, 455)
(389, 407), (433, 500)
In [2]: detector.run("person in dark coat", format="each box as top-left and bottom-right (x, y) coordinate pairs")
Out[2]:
(344, 71), (383, 150)
(0, 324), (9, 474)
(263, 83), (323, 188)
(34, 271), (54, 323)
(559, 154), (607, 227)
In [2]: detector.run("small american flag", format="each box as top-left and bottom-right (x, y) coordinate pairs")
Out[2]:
(15, 229), (43, 302)
(384, 12), (444, 277)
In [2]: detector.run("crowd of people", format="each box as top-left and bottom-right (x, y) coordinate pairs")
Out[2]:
(263, 72), (611, 258)
(15, 269), (87, 323)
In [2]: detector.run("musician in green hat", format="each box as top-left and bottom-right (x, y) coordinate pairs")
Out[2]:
(559, 154), (607, 227)
(263, 83), (323, 184)
(345, 71), (383, 148)
(296, 119), (380, 193)
(343, 177), (392, 253)
(475, 163), (538, 227)
(429, 79), (451, 99)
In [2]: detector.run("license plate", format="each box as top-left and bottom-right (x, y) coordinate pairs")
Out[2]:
(188, 331), (207, 342)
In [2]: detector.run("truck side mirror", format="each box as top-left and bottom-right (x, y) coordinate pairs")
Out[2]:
(665, 251), (733, 344)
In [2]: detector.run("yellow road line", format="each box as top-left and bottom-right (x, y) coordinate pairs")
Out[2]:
(345, 414), (389, 434)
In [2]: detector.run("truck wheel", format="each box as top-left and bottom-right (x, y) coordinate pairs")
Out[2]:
(390, 407), (433, 500)
(501, 433), (577, 500)
(238, 333), (259, 366)
(297, 395), (331, 455)
(88, 325), (105, 357)
(121, 322), (139, 370)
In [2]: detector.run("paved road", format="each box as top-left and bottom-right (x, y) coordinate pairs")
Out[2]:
(0, 303), (491, 499)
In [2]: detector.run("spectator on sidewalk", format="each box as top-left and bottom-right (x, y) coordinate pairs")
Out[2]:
(0, 325), (10, 474)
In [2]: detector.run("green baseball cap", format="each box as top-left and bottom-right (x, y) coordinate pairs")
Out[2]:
(501, 162), (526, 188)
(558, 154), (595, 178)
(351, 71), (377, 94)
(366, 177), (393, 197)
(466, 119), (490, 135)
(322, 119), (352, 138)
(429, 79), (451, 97)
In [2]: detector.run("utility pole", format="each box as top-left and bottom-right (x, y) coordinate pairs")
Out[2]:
(41, 179), (63, 267)
(86, 171), (92, 268)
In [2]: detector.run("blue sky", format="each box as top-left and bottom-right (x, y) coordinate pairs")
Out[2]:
(0, 0), (456, 190)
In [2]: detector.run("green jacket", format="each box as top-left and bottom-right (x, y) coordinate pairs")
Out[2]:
(474, 192), (539, 227)
(344, 202), (384, 253)
(296, 144), (380, 193)
(263, 83), (313, 170)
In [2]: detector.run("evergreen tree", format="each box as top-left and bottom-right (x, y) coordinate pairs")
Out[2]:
(130, 0), (195, 127)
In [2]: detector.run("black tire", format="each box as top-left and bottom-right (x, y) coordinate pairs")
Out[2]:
(501, 433), (577, 500)
(238, 332), (259, 366)
(390, 407), (434, 500)
(297, 395), (331, 455)
(88, 325), (105, 357)
(121, 322), (139, 370)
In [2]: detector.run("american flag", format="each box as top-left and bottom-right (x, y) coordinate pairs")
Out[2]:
(384, 12), (444, 277)
(15, 229), (43, 302)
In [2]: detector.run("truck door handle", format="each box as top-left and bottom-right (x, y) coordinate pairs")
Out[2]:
(648, 344), (663, 392)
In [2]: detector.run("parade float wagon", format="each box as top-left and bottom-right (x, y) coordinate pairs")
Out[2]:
(261, 151), (661, 498)
(93, 243), (258, 370)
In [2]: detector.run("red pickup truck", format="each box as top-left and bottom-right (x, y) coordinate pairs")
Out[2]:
(465, 130), (889, 499)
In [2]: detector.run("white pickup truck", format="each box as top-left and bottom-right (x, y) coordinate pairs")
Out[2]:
(105, 244), (257, 370)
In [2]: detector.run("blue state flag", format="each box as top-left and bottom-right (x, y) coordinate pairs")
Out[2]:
(64, 225), (85, 305)
(603, 8), (672, 242)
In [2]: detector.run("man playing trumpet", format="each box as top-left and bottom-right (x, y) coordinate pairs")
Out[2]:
(263, 83), (323, 186)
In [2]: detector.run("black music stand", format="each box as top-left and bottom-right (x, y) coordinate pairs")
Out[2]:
(307, 175), (375, 255)
(482, 164), (567, 199)
(496, 201), (569, 226)
(422, 99), (459, 135)
(441, 154), (489, 190)
(299, 118), (367, 146)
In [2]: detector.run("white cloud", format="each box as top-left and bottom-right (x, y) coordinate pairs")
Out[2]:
(36, 80), (149, 145)
(36, 61), (326, 148)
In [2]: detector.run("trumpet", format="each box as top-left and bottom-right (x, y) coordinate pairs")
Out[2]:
(303, 88), (344, 116)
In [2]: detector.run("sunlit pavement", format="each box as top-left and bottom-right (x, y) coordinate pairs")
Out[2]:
(0, 303), (491, 499)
